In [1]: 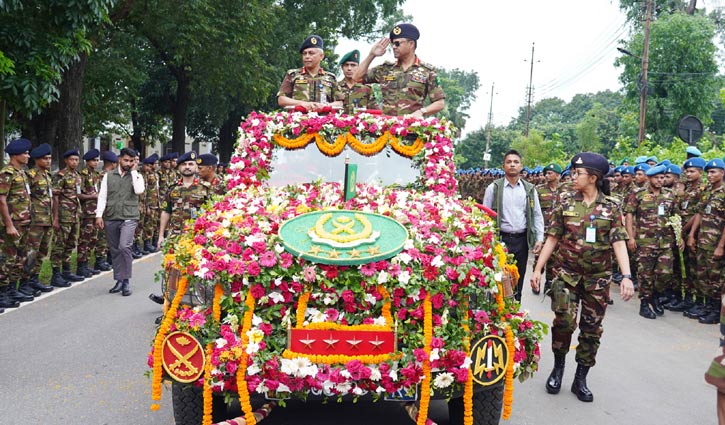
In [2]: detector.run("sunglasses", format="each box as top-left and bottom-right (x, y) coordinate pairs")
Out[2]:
(392, 40), (410, 47)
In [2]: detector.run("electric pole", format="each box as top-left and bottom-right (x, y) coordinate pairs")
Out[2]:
(525, 42), (536, 137)
(485, 82), (495, 169)
(638, 0), (653, 144)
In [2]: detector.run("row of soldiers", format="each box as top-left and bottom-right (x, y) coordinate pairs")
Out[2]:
(457, 147), (725, 324)
(0, 138), (226, 311)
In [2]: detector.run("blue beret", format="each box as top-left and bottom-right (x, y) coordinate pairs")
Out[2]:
(633, 163), (651, 173)
(561, 170), (570, 178)
(570, 152), (609, 175)
(634, 156), (648, 164)
(169, 152), (179, 159)
(665, 165), (681, 175)
(339, 49), (360, 65)
(142, 153), (159, 164)
(159, 153), (168, 162)
(198, 153), (218, 166)
(646, 156), (658, 163)
(390, 23), (420, 41)
(30, 143), (51, 159)
(613, 166), (623, 173)
(621, 166), (635, 175)
(656, 159), (671, 167)
(645, 165), (666, 176)
(683, 157), (706, 169)
(102, 151), (118, 163)
(705, 158), (725, 171)
(686, 146), (702, 157)
(6, 138), (32, 155)
(177, 151), (198, 165)
(299, 35), (323, 53)
(83, 148), (100, 161)
(63, 149), (80, 159)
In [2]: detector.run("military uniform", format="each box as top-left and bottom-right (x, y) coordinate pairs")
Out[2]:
(162, 178), (211, 238)
(362, 57), (445, 116)
(536, 181), (561, 292)
(51, 165), (83, 280)
(337, 80), (372, 114)
(277, 67), (342, 104)
(77, 165), (104, 275)
(671, 178), (705, 311)
(26, 166), (54, 281)
(693, 181), (725, 320)
(143, 166), (161, 250)
(0, 161), (33, 302)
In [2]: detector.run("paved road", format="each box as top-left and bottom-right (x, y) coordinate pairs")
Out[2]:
(0, 254), (719, 425)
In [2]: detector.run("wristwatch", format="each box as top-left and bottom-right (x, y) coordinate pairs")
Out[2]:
(621, 274), (632, 279)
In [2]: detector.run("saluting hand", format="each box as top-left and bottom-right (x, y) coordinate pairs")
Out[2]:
(370, 38), (389, 57)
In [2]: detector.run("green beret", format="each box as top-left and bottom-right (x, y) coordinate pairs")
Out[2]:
(545, 163), (563, 174)
(339, 49), (360, 65)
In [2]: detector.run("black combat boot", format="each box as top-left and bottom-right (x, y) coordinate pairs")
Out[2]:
(684, 296), (707, 319)
(666, 294), (690, 312)
(50, 267), (71, 288)
(148, 293), (164, 305)
(109, 280), (123, 294)
(17, 280), (41, 297)
(121, 279), (132, 296)
(61, 264), (84, 282)
(144, 240), (157, 253)
(571, 364), (594, 402)
(650, 293), (665, 316)
(131, 243), (143, 259)
(6, 283), (33, 303)
(94, 258), (112, 272)
(639, 299), (656, 319)
(0, 286), (20, 308)
(88, 261), (101, 275)
(106, 252), (114, 268)
(543, 280), (552, 296)
(546, 353), (566, 394)
(76, 261), (94, 278)
(27, 274), (54, 293)
(699, 297), (720, 325)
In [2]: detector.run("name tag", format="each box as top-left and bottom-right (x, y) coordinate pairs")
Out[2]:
(643, 194), (654, 202)
(297, 79), (307, 84)
(563, 211), (579, 217)
(384, 75), (396, 81)
(586, 226), (597, 243)
(77, 185), (81, 195)
(658, 204), (665, 216)
(706, 205), (712, 214)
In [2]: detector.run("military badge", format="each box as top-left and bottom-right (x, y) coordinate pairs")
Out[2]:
(161, 331), (205, 383)
(469, 335), (510, 386)
(311, 37), (317, 45)
(392, 26), (402, 35)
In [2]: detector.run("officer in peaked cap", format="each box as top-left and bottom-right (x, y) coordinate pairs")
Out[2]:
(686, 146), (702, 159)
(198, 153), (225, 195)
(337, 49), (373, 114)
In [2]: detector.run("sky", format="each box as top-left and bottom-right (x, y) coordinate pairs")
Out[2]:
(337, 0), (633, 135)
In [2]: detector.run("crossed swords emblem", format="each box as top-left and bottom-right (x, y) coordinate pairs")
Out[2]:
(164, 333), (203, 380)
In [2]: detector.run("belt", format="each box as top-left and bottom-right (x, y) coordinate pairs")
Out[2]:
(500, 231), (526, 238)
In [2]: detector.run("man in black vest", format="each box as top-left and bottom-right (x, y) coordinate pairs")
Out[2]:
(95, 148), (145, 296)
(482, 149), (545, 302)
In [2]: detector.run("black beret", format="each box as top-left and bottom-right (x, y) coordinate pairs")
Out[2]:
(142, 153), (159, 164)
(6, 138), (32, 155)
(63, 149), (80, 159)
(299, 35), (323, 53)
(83, 148), (100, 161)
(169, 152), (179, 159)
(198, 153), (218, 166)
(570, 152), (609, 176)
(102, 151), (118, 163)
(177, 151), (198, 165)
(390, 23), (420, 41)
(339, 49), (360, 65)
(30, 143), (52, 159)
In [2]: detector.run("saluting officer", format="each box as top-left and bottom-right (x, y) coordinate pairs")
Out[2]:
(531, 152), (634, 403)
(0, 138), (35, 309)
(197, 153), (226, 195)
(337, 50), (373, 114)
(25, 143), (56, 292)
(77, 149), (105, 278)
(277, 35), (343, 112)
(51, 149), (85, 284)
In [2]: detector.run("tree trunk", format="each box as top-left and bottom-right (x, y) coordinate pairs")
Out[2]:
(22, 54), (88, 166)
(686, 0), (697, 15)
(171, 73), (191, 154)
(218, 112), (241, 163)
(130, 109), (144, 156)
(0, 99), (6, 167)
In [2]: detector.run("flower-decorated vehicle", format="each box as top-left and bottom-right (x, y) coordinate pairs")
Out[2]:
(148, 111), (546, 425)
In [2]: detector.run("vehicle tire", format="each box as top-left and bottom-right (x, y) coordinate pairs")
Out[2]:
(447, 384), (504, 425)
(172, 382), (227, 425)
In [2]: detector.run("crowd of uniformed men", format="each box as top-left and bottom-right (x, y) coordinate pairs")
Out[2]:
(459, 146), (725, 324)
(0, 138), (227, 311)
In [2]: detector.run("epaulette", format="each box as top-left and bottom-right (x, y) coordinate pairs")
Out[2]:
(603, 195), (621, 205)
(79, 168), (89, 176)
(0, 165), (14, 175)
(417, 60), (435, 70)
(200, 180), (212, 189)
(286, 68), (300, 76)
(56, 169), (66, 176)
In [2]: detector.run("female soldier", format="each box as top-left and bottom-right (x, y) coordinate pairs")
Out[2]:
(530, 152), (635, 402)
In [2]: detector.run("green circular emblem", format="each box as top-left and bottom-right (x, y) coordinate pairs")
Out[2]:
(469, 335), (510, 386)
(278, 210), (408, 266)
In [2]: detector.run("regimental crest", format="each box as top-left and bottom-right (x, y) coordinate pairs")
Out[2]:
(311, 37), (318, 45)
(161, 331), (206, 383)
(393, 26), (402, 35)
(279, 210), (408, 265)
(469, 335), (510, 386)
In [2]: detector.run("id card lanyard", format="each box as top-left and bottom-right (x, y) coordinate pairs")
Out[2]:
(586, 214), (597, 243)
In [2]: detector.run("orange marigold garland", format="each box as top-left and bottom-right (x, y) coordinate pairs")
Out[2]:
(377, 285), (394, 327)
(150, 273), (189, 410)
(417, 294), (433, 425)
(389, 134), (424, 158)
(272, 133), (315, 150)
(202, 343), (214, 425)
(461, 306), (473, 425)
(236, 288), (257, 425)
(347, 131), (390, 157)
(315, 133), (347, 157)
(502, 325), (515, 420)
(296, 291), (310, 327)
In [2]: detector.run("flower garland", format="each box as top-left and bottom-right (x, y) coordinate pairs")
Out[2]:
(346, 131), (391, 157)
(417, 294), (433, 425)
(272, 133), (315, 150)
(150, 274), (189, 410)
(237, 288), (257, 425)
(389, 134), (424, 158)
(295, 291), (311, 327)
(272, 130), (423, 159)
(377, 285), (394, 329)
(461, 306), (473, 425)
(315, 133), (347, 157)
(280, 350), (400, 364)
(203, 283), (225, 425)
(503, 325), (515, 420)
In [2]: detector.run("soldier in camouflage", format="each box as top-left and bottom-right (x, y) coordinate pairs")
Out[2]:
(140, 153), (160, 253)
(197, 153), (225, 195)
(25, 143), (57, 292)
(531, 152), (634, 403)
(633, 163), (650, 188)
(158, 152), (178, 201)
(0, 138), (36, 309)
(687, 159), (725, 324)
(76, 149), (105, 278)
(625, 165), (679, 319)
(277, 35), (343, 112)
(51, 149), (85, 285)
(534, 163), (562, 295)
(158, 152), (212, 246)
(354, 23), (446, 117)
(336, 49), (373, 114)
(131, 150), (147, 258)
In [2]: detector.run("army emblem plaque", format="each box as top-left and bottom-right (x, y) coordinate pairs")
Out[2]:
(469, 334), (510, 386)
(162, 331), (206, 383)
(279, 210), (408, 265)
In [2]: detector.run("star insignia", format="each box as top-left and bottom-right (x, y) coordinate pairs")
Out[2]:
(365, 246), (380, 256)
(308, 245), (322, 255)
(348, 248), (361, 258)
(323, 335), (339, 349)
(346, 338), (362, 350)
(327, 249), (340, 259)
(300, 334), (316, 349)
(369, 336), (385, 351)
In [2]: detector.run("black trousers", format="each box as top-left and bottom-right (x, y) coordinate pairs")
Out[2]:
(500, 232), (529, 302)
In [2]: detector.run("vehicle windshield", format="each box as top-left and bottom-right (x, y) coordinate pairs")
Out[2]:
(268, 144), (419, 187)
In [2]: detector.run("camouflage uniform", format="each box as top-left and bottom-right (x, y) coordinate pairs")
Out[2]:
(337, 79), (372, 114)
(362, 57), (446, 116)
(277, 68), (342, 103)
(694, 184), (725, 300)
(0, 164), (31, 289)
(162, 178), (211, 238)
(143, 168), (161, 243)
(206, 176), (226, 196)
(51, 168), (82, 268)
(26, 167), (54, 277)
(548, 190), (629, 367)
(536, 182), (560, 290)
(77, 166), (102, 265)
(134, 169), (148, 249)
(625, 186), (679, 300)
(680, 181), (705, 296)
